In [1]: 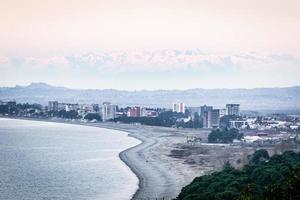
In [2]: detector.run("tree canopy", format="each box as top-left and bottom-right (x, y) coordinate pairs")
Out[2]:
(113, 111), (187, 127)
(208, 128), (243, 143)
(175, 150), (300, 200)
(84, 113), (102, 121)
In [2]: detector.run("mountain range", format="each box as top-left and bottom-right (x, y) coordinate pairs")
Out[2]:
(0, 83), (300, 110)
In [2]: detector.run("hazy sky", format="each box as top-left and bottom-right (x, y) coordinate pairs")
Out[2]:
(0, 0), (300, 90)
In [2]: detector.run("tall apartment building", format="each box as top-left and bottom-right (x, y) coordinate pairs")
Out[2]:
(173, 102), (185, 113)
(200, 105), (220, 128)
(102, 102), (116, 122)
(226, 104), (240, 116)
(202, 111), (211, 128)
(200, 105), (213, 116)
(211, 109), (220, 128)
(219, 108), (227, 118)
(48, 101), (58, 112)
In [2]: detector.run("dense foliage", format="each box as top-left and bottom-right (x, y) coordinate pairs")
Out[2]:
(113, 111), (186, 127)
(175, 150), (300, 200)
(208, 128), (243, 143)
(248, 149), (270, 165)
(58, 110), (79, 119)
(84, 113), (102, 121)
(0, 105), (9, 114)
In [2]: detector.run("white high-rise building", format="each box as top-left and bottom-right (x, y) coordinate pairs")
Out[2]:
(102, 102), (116, 122)
(226, 104), (240, 116)
(172, 102), (185, 113)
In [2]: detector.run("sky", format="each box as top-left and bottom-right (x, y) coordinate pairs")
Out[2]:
(0, 0), (300, 90)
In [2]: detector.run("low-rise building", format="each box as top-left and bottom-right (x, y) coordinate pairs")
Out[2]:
(127, 106), (142, 117)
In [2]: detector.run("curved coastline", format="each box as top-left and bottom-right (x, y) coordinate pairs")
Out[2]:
(86, 123), (158, 200)
(1, 117), (187, 200)
(119, 133), (144, 200)
(0, 117), (151, 200)
(0, 117), (142, 200)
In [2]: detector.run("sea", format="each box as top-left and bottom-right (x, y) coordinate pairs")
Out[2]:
(0, 118), (140, 200)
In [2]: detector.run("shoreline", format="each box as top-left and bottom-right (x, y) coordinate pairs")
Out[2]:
(0, 117), (182, 199)
(1, 116), (215, 200)
(119, 133), (145, 200)
(0, 117), (145, 199)
(2, 117), (299, 199)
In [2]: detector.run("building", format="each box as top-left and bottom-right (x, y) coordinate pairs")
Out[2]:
(102, 102), (117, 122)
(48, 101), (58, 112)
(173, 102), (185, 113)
(200, 105), (220, 128)
(200, 105), (213, 116)
(7, 101), (16, 107)
(58, 103), (66, 111)
(80, 104), (94, 113)
(127, 106), (141, 117)
(226, 104), (240, 116)
(219, 108), (227, 118)
(229, 120), (247, 129)
(65, 103), (79, 111)
(92, 104), (100, 112)
(202, 109), (220, 128)
(200, 105), (213, 128)
(202, 111), (211, 128)
(141, 108), (158, 117)
(211, 109), (220, 128)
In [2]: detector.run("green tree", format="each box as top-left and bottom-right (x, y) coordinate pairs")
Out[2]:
(249, 149), (269, 165)
(84, 113), (102, 121)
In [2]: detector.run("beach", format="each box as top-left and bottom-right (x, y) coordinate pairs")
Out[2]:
(1, 117), (262, 200)
(1, 117), (210, 199)
(59, 121), (212, 200)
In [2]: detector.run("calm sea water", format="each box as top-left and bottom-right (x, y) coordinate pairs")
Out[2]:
(0, 118), (140, 200)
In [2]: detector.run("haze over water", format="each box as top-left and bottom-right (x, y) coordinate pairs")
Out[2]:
(0, 118), (140, 200)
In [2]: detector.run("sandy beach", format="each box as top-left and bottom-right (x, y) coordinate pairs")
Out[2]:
(1, 118), (210, 199)
(59, 121), (213, 199)
(103, 123), (209, 200)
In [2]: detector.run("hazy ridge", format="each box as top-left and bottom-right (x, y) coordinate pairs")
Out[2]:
(0, 83), (300, 110)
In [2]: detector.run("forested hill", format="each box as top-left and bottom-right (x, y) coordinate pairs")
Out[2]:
(1, 82), (300, 110)
(175, 150), (300, 200)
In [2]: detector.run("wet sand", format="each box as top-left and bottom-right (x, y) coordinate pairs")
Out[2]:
(96, 123), (210, 200)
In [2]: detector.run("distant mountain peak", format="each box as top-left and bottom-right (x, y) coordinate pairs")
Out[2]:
(27, 82), (53, 89)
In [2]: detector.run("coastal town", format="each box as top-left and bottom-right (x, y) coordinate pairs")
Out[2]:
(1, 100), (299, 133)
(1, 99), (300, 155)
(1, 99), (300, 199)
(2, 0), (300, 199)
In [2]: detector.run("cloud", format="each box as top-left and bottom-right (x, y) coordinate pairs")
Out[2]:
(230, 52), (300, 73)
(1, 50), (300, 73)
(61, 50), (238, 73)
(0, 49), (299, 89)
